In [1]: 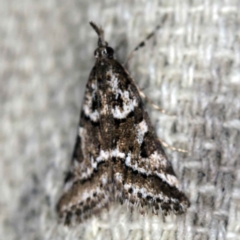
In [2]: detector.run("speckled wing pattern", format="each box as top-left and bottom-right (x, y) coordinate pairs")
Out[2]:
(57, 22), (190, 224)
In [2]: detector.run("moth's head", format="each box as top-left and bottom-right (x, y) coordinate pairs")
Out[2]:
(90, 21), (115, 59)
(94, 46), (114, 59)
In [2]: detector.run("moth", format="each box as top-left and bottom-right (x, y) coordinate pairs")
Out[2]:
(57, 22), (190, 224)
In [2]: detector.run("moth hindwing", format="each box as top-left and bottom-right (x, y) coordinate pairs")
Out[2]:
(57, 22), (190, 224)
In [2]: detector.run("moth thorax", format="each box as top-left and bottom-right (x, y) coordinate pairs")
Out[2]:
(94, 46), (114, 59)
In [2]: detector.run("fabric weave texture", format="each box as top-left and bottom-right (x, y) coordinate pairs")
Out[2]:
(1, 1), (239, 239)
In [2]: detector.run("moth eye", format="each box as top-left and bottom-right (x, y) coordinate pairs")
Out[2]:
(94, 49), (99, 58)
(106, 47), (114, 58)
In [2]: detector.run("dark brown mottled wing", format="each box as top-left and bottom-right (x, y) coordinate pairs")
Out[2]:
(98, 59), (189, 214)
(57, 55), (189, 224)
(56, 61), (113, 224)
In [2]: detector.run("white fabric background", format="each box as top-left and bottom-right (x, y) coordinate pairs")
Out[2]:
(1, 1), (240, 239)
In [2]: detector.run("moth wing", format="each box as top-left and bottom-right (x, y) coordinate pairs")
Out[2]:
(57, 66), (113, 224)
(57, 57), (189, 224)
(102, 59), (190, 214)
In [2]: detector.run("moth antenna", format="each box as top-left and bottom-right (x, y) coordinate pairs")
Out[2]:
(89, 21), (108, 47)
(124, 15), (167, 65)
(125, 25), (161, 65)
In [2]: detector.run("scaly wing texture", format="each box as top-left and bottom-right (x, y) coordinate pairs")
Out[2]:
(57, 64), (113, 224)
(57, 57), (189, 224)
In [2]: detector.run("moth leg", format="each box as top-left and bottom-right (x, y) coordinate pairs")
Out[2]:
(158, 137), (188, 153)
(138, 88), (188, 153)
(138, 89), (168, 114)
